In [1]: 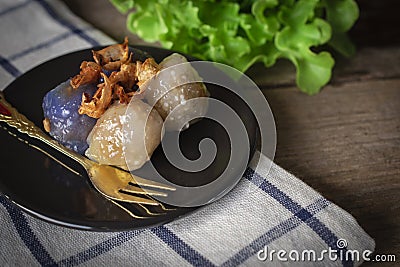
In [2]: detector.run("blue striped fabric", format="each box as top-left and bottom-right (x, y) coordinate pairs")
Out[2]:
(0, 55), (21, 77)
(0, 165), (363, 266)
(0, 0), (31, 17)
(220, 198), (330, 267)
(56, 231), (144, 266)
(0, 168), (351, 267)
(151, 226), (215, 267)
(0, 0), (109, 89)
(34, 0), (100, 47)
(0, 1), (375, 266)
(244, 169), (353, 267)
(0, 197), (56, 266)
(8, 30), (88, 63)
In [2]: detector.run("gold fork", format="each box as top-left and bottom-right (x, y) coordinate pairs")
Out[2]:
(0, 92), (175, 206)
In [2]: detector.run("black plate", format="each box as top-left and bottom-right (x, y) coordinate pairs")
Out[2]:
(0, 46), (258, 231)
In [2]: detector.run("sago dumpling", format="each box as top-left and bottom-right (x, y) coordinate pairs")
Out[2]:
(85, 100), (164, 171)
(144, 53), (209, 131)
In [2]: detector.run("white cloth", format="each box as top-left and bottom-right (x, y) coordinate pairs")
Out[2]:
(0, 0), (374, 266)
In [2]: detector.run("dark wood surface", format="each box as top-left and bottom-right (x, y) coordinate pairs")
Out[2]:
(62, 0), (399, 265)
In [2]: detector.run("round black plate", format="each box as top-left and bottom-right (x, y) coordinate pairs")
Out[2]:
(0, 46), (258, 231)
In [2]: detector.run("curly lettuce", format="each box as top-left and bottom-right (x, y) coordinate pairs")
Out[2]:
(110, 0), (359, 94)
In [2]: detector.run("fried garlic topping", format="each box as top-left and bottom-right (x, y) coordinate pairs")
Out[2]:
(43, 118), (51, 133)
(70, 61), (101, 89)
(92, 36), (130, 71)
(136, 58), (159, 87)
(78, 73), (113, 119)
(71, 37), (160, 118)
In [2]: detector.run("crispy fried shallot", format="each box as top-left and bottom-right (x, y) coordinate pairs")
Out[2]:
(78, 73), (113, 119)
(71, 37), (160, 118)
(92, 37), (130, 71)
(70, 61), (101, 89)
(108, 61), (138, 104)
(109, 60), (137, 90)
(136, 58), (159, 87)
(43, 118), (51, 133)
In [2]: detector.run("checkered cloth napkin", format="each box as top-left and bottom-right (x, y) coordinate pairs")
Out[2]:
(0, 0), (375, 266)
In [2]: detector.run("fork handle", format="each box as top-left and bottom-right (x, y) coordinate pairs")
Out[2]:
(0, 92), (90, 167)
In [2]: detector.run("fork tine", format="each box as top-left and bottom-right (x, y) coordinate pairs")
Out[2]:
(107, 192), (161, 206)
(122, 183), (168, 197)
(138, 204), (166, 216)
(106, 198), (153, 219)
(129, 173), (176, 191)
(158, 203), (177, 212)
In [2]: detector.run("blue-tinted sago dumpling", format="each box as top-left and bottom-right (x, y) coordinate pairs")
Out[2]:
(42, 80), (97, 154)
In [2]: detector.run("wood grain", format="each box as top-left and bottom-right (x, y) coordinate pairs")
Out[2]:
(60, 0), (400, 265)
(263, 80), (400, 266)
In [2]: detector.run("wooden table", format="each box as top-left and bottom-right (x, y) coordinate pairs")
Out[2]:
(62, 1), (399, 265)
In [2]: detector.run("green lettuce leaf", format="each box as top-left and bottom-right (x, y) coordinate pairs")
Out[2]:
(110, 0), (359, 94)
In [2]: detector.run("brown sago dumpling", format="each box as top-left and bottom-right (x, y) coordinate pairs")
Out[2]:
(144, 53), (209, 131)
